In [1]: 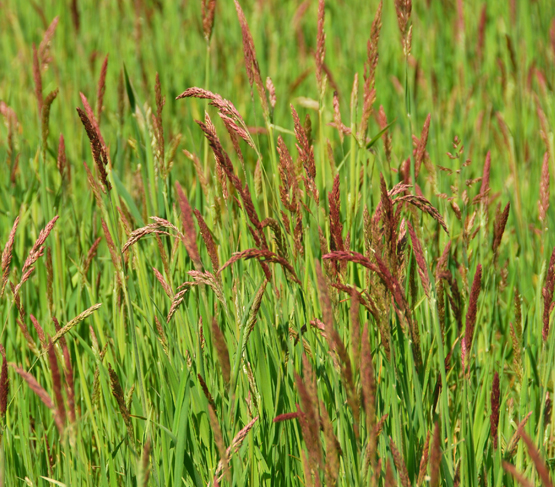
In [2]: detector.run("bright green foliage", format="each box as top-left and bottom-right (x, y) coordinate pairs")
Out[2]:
(0, 0), (554, 486)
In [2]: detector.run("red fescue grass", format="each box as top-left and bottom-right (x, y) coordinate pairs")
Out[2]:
(0, 216), (19, 298)
(543, 247), (555, 341)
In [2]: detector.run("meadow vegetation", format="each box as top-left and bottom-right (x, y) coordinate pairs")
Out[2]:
(0, 0), (555, 485)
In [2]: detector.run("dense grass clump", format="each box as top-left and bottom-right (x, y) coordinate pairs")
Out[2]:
(1, 0), (555, 485)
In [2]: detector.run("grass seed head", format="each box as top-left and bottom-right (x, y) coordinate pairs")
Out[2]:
(1, 216), (19, 298)
(211, 318), (230, 385)
(539, 151), (550, 224)
(429, 421), (442, 487)
(543, 247), (555, 341)
(462, 264), (482, 372)
(0, 344), (8, 418)
(96, 54), (108, 125)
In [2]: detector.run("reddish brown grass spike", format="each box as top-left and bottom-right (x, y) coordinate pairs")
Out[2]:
(234, 0), (268, 118)
(1, 216), (19, 298)
(38, 16), (59, 66)
(96, 54), (108, 125)
(70, 0), (80, 31)
(361, 323), (376, 459)
(315, 0), (326, 96)
(518, 428), (554, 487)
(314, 260), (333, 337)
(30, 315), (46, 346)
(211, 318), (230, 385)
(273, 411), (302, 423)
(462, 264), (482, 372)
(476, 4), (487, 64)
(429, 421), (442, 487)
(294, 370), (323, 475)
(543, 247), (555, 341)
(407, 221), (430, 296)
(54, 317), (76, 423)
(502, 462), (534, 487)
(193, 209), (219, 272)
(384, 459), (395, 487)
(539, 151), (550, 224)
(22, 215), (59, 275)
(328, 174), (344, 254)
(175, 182), (202, 269)
(389, 438), (411, 487)
(108, 364), (134, 441)
(0, 344), (8, 418)
(479, 151), (491, 196)
(201, 0), (216, 41)
(47, 339), (66, 426)
(492, 202), (510, 254)
(415, 114), (431, 178)
(219, 248), (300, 284)
(359, 1), (382, 140)
(417, 430), (431, 485)
(10, 364), (63, 434)
(57, 134), (69, 182)
(32, 44), (43, 115)
(76, 107), (111, 191)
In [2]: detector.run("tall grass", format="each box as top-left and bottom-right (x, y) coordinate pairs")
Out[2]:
(1, 0), (555, 485)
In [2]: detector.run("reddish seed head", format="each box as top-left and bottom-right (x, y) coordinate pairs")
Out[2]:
(462, 264), (482, 372)
(430, 421), (442, 487)
(175, 182), (202, 270)
(0, 344), (8, 418)
(201, 0), (217, 41)
(542, 247), (555, 341)
(96, 54), (109, 125)
(539, 151), (550, 224)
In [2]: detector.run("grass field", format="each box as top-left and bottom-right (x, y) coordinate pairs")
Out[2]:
(1, 0), (555, 485)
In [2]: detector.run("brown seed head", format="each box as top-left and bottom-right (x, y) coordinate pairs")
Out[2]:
(543, 247), (555, 341)
(201, 0), (217, 41)
(407, 221), (430, 296)
(175, 182), (202, 269)
(417, 430), (431, 485)
(234, 1), (269, 118)
(96, 54), (109, 125)
(518, 428), (554, 487)
(1, 216), (19, 298)
(502, 462), (534, 487)
(108, 364), (134, 441)
(430, 421), (442, 487)
(266, 77), (276, 109)
(76, 107), (111, 191)
(315, 0), (326, 96)
(38, 16), (59, 67)
(389, 438), (411, 487)
(394, 0), (412, 55)
(328, 175), (344, 255)
(492, 202), (510, 254)
(47, 339), (66, 426)
(32, 44), (43, 115)
(462, 264), (482, 372)
(0, 344), (8, 418)
(22, 215), (59, 275)
(41, 88), (59, 150)
(414, 114), (431, 178)
(539, 151), (550, 224)
(11, 364), (63, 434)
(211, 318), (230, 385)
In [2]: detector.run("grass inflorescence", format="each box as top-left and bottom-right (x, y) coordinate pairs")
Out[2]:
(0, 0), (555, 486)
